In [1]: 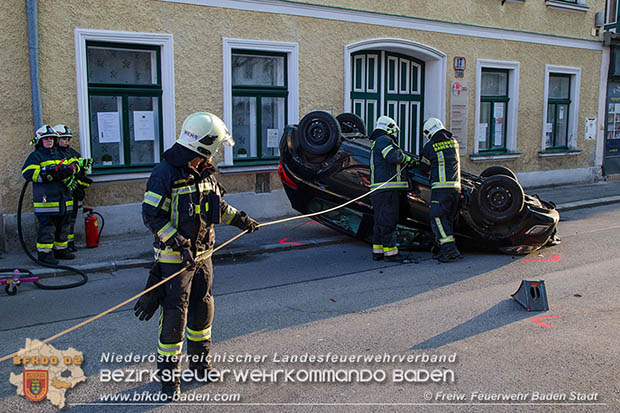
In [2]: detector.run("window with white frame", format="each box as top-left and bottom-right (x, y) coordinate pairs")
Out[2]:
(86, 42), (163, 172)
(606, 0), (618, 25)
(474, 60), (520, 156)
(75, 30), (175, 179)
(222, 39), (299, 168)
(541, 65), (581, 153)
(231, 51), (287, 163)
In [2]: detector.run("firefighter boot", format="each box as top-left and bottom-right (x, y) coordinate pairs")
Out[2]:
(68, 241), (78, 252)
(37, 251), (59, 265)
(438, 243), (462, 263)
(372, 244), (384, 261)
(158, 358), (181, 401)
(190, 361), (220, 384)
(53, 249), (76, 260)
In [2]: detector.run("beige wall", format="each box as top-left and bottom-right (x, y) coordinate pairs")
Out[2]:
(301, 0), (606, 39)
(1, 0), (604, 215)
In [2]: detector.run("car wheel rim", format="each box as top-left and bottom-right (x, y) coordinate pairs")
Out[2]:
(307, 120), (329, 145)
(486, 185), (512, 212)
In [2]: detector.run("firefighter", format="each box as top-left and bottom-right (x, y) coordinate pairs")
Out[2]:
(54, 124), (93, 252)
(419, 117), (462, 263)
(135, 112), (259, 398)
(369, 115), (412, 261)
(21, 125), (76, 265)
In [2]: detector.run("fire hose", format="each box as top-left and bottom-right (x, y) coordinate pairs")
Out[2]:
(0, 171), (403, 363)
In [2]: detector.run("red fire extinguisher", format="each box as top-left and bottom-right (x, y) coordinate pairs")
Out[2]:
(83, 207), (104, 248)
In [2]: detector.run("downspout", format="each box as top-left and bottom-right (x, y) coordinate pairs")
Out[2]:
(26, 0), (42, 130)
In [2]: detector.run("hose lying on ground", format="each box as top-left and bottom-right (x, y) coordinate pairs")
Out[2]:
(13, 180), (88, 290)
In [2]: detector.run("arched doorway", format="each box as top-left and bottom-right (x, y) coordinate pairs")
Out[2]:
(345, 39), (446, 155)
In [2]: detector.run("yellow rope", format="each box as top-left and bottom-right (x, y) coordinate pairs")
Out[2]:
(0, 172), (400, 363)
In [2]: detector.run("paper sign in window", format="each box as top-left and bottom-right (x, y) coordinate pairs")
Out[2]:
(133, 111), (155, 141)
(97, 112), (121, 143)
(267, 128), (280, 148)
(478, 123), (487, 143)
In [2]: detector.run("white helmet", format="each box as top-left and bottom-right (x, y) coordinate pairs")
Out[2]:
(30, 124), (58, 146)
(375, 115), (400, 136)
(53, 124), (73, 138)
(176, 112), (235, 158)
(423, 117), (446, 139)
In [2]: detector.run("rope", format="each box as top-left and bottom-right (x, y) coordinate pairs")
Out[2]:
(0, 171), (401, 363)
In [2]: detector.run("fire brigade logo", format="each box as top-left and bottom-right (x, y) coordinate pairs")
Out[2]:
(23, 370), (48, 402)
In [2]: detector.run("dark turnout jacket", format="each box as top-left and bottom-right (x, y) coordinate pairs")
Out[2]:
(22, 146), (73, 215)
(369, 129), (410, 191)
(420, 130), (461, 191)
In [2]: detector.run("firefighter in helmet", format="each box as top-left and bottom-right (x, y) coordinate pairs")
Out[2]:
(135, 112), (259, 398)
(369, 115), (412, 261)
(419, 117), (462, 262)
(22, 125), (76, 265)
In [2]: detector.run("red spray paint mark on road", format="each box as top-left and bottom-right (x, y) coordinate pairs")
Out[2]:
(302, 220), (319, 225)
(531, 315), (562, 328)
(279, 237), (302, 246)
(522, 255), (561, 262)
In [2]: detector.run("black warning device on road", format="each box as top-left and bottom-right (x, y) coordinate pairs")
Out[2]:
(512, 280), (549, 311)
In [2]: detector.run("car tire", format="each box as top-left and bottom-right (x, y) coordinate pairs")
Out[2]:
(299, 111), (342, 155)
(336, 113), (366, 137)
(480, 166), (518, 182)
(475, 175), (524, 223)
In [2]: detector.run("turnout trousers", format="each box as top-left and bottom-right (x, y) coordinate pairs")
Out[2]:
(36, 214), (71, 252)
(157, 258), (214, 372)
(429, 189), (460, 254)
(370, 190), (400, 254)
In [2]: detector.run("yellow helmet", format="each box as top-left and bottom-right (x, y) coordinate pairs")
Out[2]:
(176, 112), (235, 158)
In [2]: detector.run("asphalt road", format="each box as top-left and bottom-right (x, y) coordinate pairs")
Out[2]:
(1, 204), (619, 412)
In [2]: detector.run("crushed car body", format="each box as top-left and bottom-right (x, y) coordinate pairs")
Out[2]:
(278, 111), (560, 255)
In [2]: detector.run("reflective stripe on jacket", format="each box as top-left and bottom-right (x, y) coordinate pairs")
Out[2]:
(370, 133), (410, 191)
(142, 158), (242, 260)
(420, 130), (461, 191)
(22, 147), (73, 215)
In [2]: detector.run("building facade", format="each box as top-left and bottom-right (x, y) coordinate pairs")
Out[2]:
(0, 0), (610, 249)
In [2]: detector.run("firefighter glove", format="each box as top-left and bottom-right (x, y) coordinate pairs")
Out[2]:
(80, 158), (94, 170)
(181, 247), (195, 268)
(133, 263), (165, 321)
(63, 175), (78, 191)
(43, 167), (72, 182)
(232, 211), (259, 233)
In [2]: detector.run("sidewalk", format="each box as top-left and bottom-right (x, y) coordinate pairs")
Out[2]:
(3, 180), (620, 278)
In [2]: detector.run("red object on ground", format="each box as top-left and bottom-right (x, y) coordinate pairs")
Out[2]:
(84, 209), (100, 248)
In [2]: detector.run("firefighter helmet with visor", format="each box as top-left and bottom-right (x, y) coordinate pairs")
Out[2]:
(423, 117), (446, 140)
(30, 124), (58, 146)
(375, 116), (400, 136)
(176, 112), (235, 158)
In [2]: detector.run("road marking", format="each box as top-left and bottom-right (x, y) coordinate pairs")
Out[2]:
(522, 255), (561, 262)
(279, 237), (302, 246)
(531, 315), (562, 328)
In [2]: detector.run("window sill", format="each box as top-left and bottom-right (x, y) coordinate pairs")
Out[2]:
(538, 149), (581, 158)
(470, 152), (521, 161)
(217, 162), (279, 175)
(91, 172), (151, 183)
(545, 1), (589, 13)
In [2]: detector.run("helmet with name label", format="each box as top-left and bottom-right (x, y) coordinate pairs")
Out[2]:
(423, 117), (446, 140)
(176, 112), (235, 158)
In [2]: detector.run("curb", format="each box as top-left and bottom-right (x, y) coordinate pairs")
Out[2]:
(33, 236), (354, 278)
(555, 196), (620, 212)
(23, 196), (620, 278)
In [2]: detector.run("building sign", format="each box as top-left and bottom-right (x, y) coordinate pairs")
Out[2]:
(450, 81), (469, 155)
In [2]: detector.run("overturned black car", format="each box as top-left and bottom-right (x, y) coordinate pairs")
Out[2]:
(278, 111), (560, 255)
